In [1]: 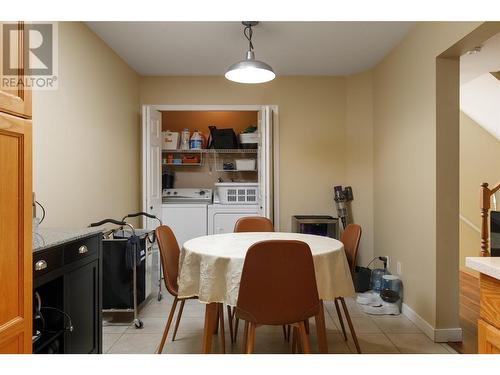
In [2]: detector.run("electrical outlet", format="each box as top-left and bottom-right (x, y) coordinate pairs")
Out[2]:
(396, 261), (402, 276)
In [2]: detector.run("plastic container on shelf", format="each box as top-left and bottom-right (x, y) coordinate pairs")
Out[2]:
(189, 130), (203, 150)
(180, 128), (190, 150)
(235, 159), (256, 171)
(239, 133), (259, 149)
(162, 130), (179, 150)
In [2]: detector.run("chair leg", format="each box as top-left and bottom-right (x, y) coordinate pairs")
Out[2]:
(234, 317), (240, 343)
(171, 299), (185, 341)
(287, 325), (291, 342)
(334, 297), (348, 341)
(282, 325), (287, 341)
(218, 303), (226, 353)
(227, 305), (234, 344)
(292, 326), (304, 353)
(304, 319), (310, 335)
(298, 321), (310, 354)
(339, 297), (362, 354)
(156, 296), (178, 354)
(242, 320), (249, 353)
(214, 306), (219, 334)
(247, 322), (256, 354)
(291, 327), (297, 353)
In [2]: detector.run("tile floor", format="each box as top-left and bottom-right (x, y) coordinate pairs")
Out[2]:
(103, 293), (458, 354)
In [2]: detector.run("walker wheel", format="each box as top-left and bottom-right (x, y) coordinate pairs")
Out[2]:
(134, 319), (144, 329)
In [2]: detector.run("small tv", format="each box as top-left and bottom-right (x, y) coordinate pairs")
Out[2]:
(489, 211), (500, 256)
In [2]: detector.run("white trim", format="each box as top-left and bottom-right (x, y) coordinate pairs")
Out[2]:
(271, 105), (280, 230)
(460, 214), (481, 233)
(402, 303), (463, 343)
(141, 105), (148, 228)
(150, 104), (271, 111)
(435, 328), (463, 343)
(401, 303), (435, 340)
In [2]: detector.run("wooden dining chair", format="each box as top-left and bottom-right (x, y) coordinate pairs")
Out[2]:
(233, 216), (274, 232)
(235, 240), (321, 353)
(155, 225), (226, 353)
(334, 224), (362, 353)
(230, 216), (290, 343)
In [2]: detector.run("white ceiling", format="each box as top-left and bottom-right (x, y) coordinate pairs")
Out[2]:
(460, 31), (500, 140)
(461, 73), (500, 140)
(461, 32), (500, 84)
(86, 22), (415, 76)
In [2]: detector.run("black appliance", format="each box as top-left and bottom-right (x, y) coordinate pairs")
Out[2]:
(291, 215), (339, 239)
(207, 126), (238, 149)
(162, 167), (175, 189)
(490, 211), (500, 256)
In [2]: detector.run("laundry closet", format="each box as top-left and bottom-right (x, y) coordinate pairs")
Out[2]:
(141, 105), (277, 246)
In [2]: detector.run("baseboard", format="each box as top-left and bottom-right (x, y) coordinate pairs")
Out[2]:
(435, 328), (463, 342)
(402, 303), (463, 343)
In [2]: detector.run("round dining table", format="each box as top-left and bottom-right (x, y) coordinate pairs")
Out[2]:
(177, 232), (355, 353)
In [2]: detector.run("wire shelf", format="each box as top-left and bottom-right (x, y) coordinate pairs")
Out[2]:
(162, 148), (257, 154)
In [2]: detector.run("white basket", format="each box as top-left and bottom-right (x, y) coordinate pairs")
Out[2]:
(235, 159), (256, 171)
(162, 131), (179, 150)
(215, 182), (259, 204)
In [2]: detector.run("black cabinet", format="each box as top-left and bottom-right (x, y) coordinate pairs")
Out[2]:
(33, 234), (102, 354)
(64, 260), (100, 353)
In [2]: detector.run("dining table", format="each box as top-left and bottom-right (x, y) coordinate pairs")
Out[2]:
(177, 232), (355, 354)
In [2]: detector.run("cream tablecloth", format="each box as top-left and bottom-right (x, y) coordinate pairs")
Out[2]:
(177, 232), (355, 306)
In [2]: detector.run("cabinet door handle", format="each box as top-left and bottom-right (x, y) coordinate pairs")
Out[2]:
(78, 245), (88, 254)
(35, 260), (47, 271)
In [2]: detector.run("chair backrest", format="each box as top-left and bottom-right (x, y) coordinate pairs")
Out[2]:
(234, 216), (274, 233)
(340, 224), (362, 273)
(155, 225), (181, 296)
(236, 240), (320, 325)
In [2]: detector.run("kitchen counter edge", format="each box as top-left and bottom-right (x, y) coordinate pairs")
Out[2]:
(33, 227), (103, 253)
(465, 256), (500, 280)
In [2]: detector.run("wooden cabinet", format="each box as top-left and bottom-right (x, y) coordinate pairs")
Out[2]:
(0, 111), (32, 354)
(478, 319), (500, 354)
(0, 21), (32, 118)
(478, 273), (500, 354)
(0, 20), (33, 354)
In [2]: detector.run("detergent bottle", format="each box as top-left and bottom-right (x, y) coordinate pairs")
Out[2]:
(189, 129), (202, 150)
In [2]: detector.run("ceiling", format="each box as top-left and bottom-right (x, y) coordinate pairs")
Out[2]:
(86, 22), (415, 76)
(460, 31), (500, 140)
(461, 31), (500, 84)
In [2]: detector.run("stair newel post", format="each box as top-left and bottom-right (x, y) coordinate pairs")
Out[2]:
(480, 183), (490, 257)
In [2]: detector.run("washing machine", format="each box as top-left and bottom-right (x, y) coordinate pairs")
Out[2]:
(207, 203), (261, 235)
(162, 188), (212, 246)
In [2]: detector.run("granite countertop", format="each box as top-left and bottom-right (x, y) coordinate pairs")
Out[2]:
(33, 227), (103, 253)
(466, 257), (500, 280)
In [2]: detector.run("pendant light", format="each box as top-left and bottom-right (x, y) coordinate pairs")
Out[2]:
(225, 21), (275, 84)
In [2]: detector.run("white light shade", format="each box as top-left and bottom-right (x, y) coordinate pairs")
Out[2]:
(225, 50), (275, 84)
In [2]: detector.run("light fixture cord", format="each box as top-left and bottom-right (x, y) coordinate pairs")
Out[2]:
(244, 25), (254, 51)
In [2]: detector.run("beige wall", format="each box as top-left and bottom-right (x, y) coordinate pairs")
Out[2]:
(30, 20), (488, 334)
(460, 111), (500, 272)
(140, 76), (349, 232)
(372, 22), (481, 328)
(32, 22), (140, 227)
(345, 72), (374, 266)
(141, 75), (376, 261)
